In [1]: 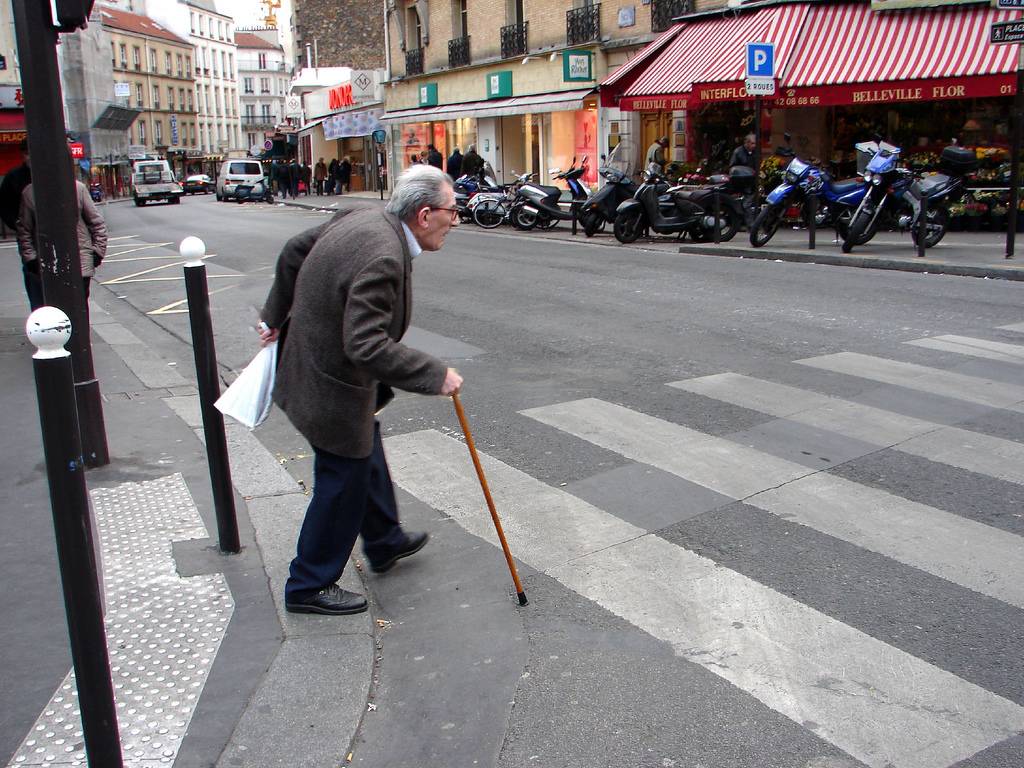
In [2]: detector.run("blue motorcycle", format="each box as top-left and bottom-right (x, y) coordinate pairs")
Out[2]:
(841, 140), (914, 253)
(750, 155), (866, 247)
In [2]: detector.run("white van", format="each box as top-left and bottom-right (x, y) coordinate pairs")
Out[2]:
(131, 160), (183, 206)
(216, 159), (265, 201)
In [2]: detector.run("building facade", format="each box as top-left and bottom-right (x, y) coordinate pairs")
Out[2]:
(380, 0), (692, 187)
(291, 0), (384, 70)
(101, 6), (198, 161)
(236, 28), (291, 154)
(186, 0), (241, 158)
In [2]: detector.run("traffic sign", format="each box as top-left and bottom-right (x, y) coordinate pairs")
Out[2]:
(746, 42), (775, 79)
(991, 18), (1024, 43)
(745, 77), (776, 96)
(263, 139), (273, 150)
(372, 128), (387, 144)
(996, 0), (1024, 9)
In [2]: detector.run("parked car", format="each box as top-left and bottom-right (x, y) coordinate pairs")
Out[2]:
(184, 174), (214, 194)
(131, 159), (183, 206)
(216, 160), (264, 201)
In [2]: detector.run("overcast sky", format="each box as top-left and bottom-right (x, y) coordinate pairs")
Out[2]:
(217, 0), (291, 28)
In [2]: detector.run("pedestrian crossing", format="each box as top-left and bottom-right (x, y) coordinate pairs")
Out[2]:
(384, 329), (1024, 768)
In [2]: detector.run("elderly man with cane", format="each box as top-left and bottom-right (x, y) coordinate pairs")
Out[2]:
(259, 164), (463, 615)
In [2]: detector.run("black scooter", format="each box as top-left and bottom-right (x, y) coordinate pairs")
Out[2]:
(510, 157), (589, 230)
(578, 164), (638, 237)
(613, 169), (744, 244)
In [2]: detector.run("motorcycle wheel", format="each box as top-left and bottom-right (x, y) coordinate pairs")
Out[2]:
(910, 206), (948, 249)
(538, 215), (559, 230)
(472, 199), (505, 229)
(580, 209), (604, 237)
(749, 204), (783, 247)
(511, 204), (538, 231)
(842, 198), (880, 253)
(613, 209), (644, 244)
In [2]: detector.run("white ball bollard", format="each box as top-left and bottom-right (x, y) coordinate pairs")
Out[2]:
(26, 306), (72, 359)
(179, 235), (206, 267)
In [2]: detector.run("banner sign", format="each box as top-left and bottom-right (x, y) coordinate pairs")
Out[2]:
(323, 108), (385, 140)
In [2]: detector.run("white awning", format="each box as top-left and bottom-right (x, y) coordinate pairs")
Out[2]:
(380, 88), (594, 124)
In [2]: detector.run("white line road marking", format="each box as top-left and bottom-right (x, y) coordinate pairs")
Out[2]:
(796, 351), (1024, 409)
(148, 284), (238, 315)
(101, 257), (207, 285)
(104, 242), (174, 257)
(521, 398), (1024, 608)
(904, 335), (1024, 364)
(669, 373), (1024, 484)
(997, 321), (1024, 333)
(385, 429), (1024, 768)
(108, 274), (235, 285)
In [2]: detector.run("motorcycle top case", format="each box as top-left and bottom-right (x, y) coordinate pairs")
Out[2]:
(939, 146), (978, 175)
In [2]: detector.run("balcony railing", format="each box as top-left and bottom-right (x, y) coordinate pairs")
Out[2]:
(448, 35), (470, 68)
(242, 116), (276, 129)
(500, 22), (528, 59)
(651, 0), (692, 32)
(406, 47), (424, 76)
(566, 4), (600, 46)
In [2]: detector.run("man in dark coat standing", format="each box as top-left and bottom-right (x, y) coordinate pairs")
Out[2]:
(260, 164), (463, 615)
(446, 147), (463, 179)
(425, 144), (443, 169)
(0, 140), (34, 306)
(461, 144), (483, 178)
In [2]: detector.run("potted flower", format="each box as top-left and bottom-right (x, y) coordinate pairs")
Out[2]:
(947, 202), (966, 231)
(963, 201), (986, 231)
(990, 203), (1008, 231)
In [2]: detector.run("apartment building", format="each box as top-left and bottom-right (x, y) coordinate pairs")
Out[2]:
(236, 28), (291, 154)
(186, 0), (241, 157)
(101, 5), (198, 158)
(381, 0), (692, 184)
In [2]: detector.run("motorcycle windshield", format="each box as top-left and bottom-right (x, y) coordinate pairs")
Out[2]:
(788, 158), (809, 177)
(866, 144), (902, 173)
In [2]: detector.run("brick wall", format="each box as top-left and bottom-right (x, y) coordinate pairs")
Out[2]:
(294, 0), (384, 68)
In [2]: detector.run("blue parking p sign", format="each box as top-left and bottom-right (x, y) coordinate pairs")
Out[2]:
(745, 42), (775, 78)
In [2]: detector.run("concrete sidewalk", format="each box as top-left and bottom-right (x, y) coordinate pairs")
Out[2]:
(0, 256), (375, 767)
(277, 195), (1024, 281)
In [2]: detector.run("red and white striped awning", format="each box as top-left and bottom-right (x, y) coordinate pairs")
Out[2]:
(694, 4), (809, 87)
(778, 3), (1021, 106)
(602, 22), (686, 91)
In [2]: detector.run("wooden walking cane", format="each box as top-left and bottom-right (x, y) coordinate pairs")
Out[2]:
(451, 392), (528, 606)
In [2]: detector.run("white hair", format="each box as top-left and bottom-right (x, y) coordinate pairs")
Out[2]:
(385, 164), (452, 221)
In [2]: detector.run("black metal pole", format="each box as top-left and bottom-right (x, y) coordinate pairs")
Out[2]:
(917, 194), (928, 259)
(12, 0), (109, 468)
(713, 189), (721, 244)
(1007, 57), (1023, 259)
(28, 308), (123, 768)
(182, 243), (240, 554)
(754, 96), (763, 208)
(808, 193), (816, 250)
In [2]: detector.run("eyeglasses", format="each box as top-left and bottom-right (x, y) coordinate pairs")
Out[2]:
(429, 206), (460, 222)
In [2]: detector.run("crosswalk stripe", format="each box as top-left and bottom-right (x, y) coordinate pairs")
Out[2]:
(521, 398), (814, 499)
(521, 398), (1024, 609)
(796, 351), (1024, 409)
(668, 373), (1024, 484)
(998, 321), (1024, 333)
(904, 335), (1024, 364)
(385, 428), (1024, 768)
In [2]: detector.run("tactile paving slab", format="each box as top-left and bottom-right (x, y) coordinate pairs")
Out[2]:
(7, 473), (233, 767)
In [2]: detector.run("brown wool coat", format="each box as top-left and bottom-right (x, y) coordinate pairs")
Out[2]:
(263, 208), (447, 458)
(17, 181), (108, 277)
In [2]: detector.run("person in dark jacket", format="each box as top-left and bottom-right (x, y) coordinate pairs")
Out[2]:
(729, 133), (757, 170)
(258, 165), (463, 616)
(0, 141), (35, 306)
(326, 158), (338, 195)
(314, 158), (326, 195)
(288, 160), (300, 198)
(461, 144), (484, 178)
(446, 147), (463, 179)
(338, 156), (352, 194)
(425, 144), (443, 169)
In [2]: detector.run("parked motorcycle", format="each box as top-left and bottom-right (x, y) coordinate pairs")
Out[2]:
(749, 155), (866, 247)
(840, 140), (914, 253)
(898, 145), (978, 249)
(578, 166), (638, 237)
(454, 163), (501, 222)
(509, 157), (590, 231)
(235, 178), (274, 203)
(89, 182), (103, 203)
(612, 169), (743, 244)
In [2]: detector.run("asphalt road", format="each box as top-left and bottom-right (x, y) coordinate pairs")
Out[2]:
(48, 193), (1024, 766)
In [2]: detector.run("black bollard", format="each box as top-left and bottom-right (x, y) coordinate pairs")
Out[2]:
(808, 194), (817, 250)
(917, 196), (927, 259)
(572, 202), (578, 236)
(181, 238), (241, 554)
(713, 190), (721, 245)
(27, 307), (124, 768)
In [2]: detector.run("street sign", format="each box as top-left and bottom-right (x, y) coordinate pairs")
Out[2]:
(170, 114), (178, 146)
(744, 77), (776, 96)
(991, 18), (1024, 43)
(745, 41), (775, 78)
(372, 128), (387, 144)
(996, 0), (1024, 9)
(69, 141), (84, 159)
(263, 139), (273, 150)
(114, 82), (130, 99)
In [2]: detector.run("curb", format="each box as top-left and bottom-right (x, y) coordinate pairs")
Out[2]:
(676, 243), (1024, 281)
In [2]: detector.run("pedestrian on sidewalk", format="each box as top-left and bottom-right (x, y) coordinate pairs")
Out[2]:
(0, 140), (35, 307)
(326, 157), (338, 195)
(425, 144), (443, 170)
(462, 144), (483, 178)
(17, 174), (107, 308)
(338, 156), (352, 194)
(314, 158), (326, 196)
(259, 164), (463, 616)
(447, 146), (463, 180)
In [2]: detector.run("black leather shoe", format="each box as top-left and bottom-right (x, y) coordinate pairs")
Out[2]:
(371, 531), (429, 574)
(285, 584), (368, 615)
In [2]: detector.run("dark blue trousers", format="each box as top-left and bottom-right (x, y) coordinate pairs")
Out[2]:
(285, 422), (406, 601)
